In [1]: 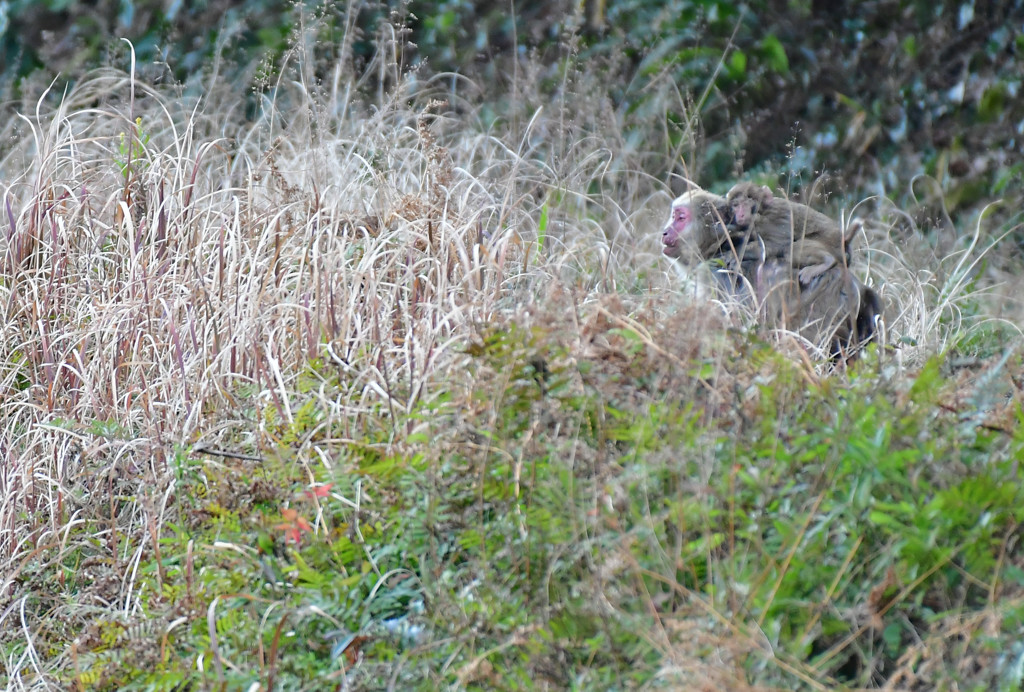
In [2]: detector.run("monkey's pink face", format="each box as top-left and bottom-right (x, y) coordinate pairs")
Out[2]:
(662, 196), (692, 258)
(732, 202), (752, 227)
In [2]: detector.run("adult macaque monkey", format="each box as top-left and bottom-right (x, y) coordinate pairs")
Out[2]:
(726, 182), (848, 284)
(663, 185), (882, 356)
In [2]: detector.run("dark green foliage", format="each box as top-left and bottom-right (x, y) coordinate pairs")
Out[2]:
(0, 1), (387, 96)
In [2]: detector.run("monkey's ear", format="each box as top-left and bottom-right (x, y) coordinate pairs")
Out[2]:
(844, 218), (864, 244)
(760, 185), (774, 204)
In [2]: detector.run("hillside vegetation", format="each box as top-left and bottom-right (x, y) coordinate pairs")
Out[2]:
(1, 3), (1023, 690)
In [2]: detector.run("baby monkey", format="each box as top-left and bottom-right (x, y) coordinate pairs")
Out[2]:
(726, 182), (850, 285)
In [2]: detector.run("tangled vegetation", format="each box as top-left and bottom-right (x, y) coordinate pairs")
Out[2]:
(0, 2), (1022, 690)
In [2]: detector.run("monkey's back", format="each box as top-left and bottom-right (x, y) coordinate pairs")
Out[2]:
(757, 199), (844, 248)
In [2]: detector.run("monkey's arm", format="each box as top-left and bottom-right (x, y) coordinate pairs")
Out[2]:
(796, 255), (836, 285)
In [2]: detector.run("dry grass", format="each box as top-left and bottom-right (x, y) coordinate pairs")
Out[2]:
(0, 36), (676, 687)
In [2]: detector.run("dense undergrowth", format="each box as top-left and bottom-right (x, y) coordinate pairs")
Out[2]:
(0, 6), (1023, 692)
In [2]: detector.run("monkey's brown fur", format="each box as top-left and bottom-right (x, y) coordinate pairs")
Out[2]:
(753, 259), (881, 356)
(726, 182), (847, 285)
